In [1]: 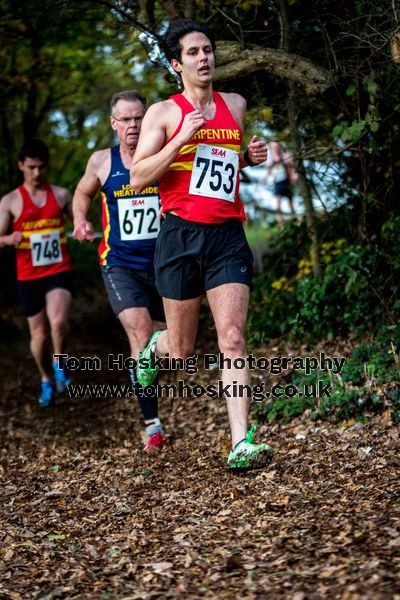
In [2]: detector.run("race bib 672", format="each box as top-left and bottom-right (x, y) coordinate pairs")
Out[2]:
(118, 195), (160, 241)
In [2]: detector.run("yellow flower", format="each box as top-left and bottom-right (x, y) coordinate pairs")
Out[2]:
(321, 242), (334, 251)
(272, 276), (287, 290)
(271, 276), (294, 292)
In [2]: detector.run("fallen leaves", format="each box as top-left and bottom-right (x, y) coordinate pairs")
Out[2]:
(1, 295), (399, 598)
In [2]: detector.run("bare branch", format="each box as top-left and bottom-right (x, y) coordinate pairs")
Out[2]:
(159, 0), (180, 20)
(91, 0), (151, 34)
(184, 0), (196, 19)
(393, 0), (399, 24)
(214, 42), (333, 95)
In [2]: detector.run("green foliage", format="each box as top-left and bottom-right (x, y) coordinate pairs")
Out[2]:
(292, 244), (375, 339)
(0, 0), (169, 314)
(247, 213), (399, 346)
(257, 395), (315, 423)
(0, 0), (168, 194)
(253, 325), (400, 425)
(244, 223), (276, 247)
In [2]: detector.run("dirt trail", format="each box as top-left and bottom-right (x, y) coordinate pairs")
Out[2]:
(0, 289), (399, 599)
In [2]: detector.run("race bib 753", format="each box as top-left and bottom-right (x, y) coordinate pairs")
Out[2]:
(189, 144), (239, 203)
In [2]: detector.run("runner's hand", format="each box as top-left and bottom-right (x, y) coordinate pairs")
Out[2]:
(73, 219), (95, 242)
(247, 135), (268, 165)
(177, 110), (205, 146)
(5, 231), (23, 246)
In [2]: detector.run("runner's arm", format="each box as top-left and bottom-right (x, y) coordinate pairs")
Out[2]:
(223, 93), (268, 169)
(130, 103), (205, 193)
(72, 152), (103, 242)
(0, 196), (22, 249)
(52, 185), (73, 220)
(59, 188), (73, 221)
(263, 158), (273, 185)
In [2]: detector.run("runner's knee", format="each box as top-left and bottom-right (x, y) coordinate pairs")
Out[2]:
(217, 324), (246, 356)
(49, 315), (68, 336)
(121, 315), (153, 348)
(30, 328), (50, 346)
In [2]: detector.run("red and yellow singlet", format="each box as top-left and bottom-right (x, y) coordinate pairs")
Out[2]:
(13, 185), (72, 281)
(159, 91), (246, 224)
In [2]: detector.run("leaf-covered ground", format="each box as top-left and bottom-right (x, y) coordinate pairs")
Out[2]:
(1, 290), (399, 599)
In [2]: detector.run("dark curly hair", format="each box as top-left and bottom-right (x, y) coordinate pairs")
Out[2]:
(19, 139), (49, 164)
(162, 19), (216, 64)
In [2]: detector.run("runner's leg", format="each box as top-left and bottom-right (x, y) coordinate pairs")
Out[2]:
(45, 288), (72, 355)
(27, 310), (53, 381)
(118, 304), (166, 450)
(274, 194), (284, 226)
(119, 306), (154, 359)
(158, 296), (202, 358)
(45, 287), (72, 391)
(207, 283), (250, 447)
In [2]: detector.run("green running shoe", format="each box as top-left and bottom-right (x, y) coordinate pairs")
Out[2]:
(136, 330), (162, 386)
(227, 425), (273, 471)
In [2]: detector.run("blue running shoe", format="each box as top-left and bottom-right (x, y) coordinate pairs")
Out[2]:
(39, 381), (55, 408)
(53, 360), (72, 393)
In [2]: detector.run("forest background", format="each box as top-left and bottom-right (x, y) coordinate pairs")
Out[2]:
(1, 0), (399, 424)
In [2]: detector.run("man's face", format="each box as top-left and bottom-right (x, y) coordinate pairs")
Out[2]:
(18, 157), (47, 187)
(110, 99), (145, 148)
(172, 31), (215, 87)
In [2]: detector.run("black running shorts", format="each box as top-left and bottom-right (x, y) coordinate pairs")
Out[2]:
(274, 179), (292, 199)
(101, 265), (165, 321)
(154, 213), (253, 300)
(17, 270), (74, 317)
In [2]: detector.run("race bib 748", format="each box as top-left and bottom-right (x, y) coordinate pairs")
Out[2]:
(30, 231), (62, 267)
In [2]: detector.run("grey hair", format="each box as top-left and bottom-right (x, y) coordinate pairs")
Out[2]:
(110, 90), (146, 115)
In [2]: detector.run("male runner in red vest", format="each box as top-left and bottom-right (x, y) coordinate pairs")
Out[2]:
(0, 140), (73, 407)
(131, 20), (273, 471)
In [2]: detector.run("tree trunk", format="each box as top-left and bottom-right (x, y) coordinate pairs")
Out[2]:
(287, 84), (322, 280)
(22, 31), (41, 143)
(280, 0), (322, 280)
(0, 111), (17, 190)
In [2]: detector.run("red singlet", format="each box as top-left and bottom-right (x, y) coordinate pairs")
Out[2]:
(159, 91), (246, 224)
(13, 185), (73, 281)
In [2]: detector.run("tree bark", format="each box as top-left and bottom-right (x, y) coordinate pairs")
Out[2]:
(0, 110), (16, 190)
(287, 83), (322, 280)
(214, 41), (333, 95)
(184, 0), (196, 19)
(279, 0), (322, 280)
(160, 0), (179, 20)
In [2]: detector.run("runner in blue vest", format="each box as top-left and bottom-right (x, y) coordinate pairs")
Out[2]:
(72, 90), (165, 452)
